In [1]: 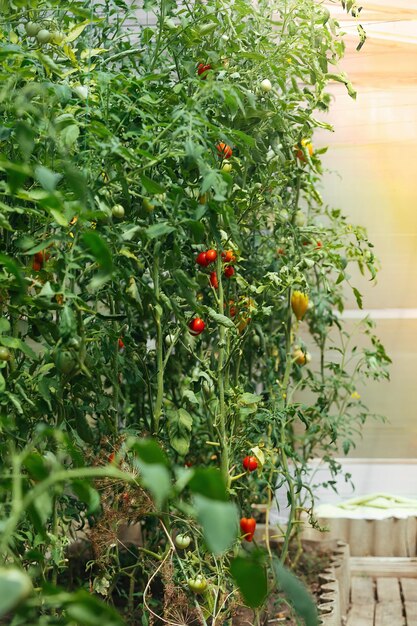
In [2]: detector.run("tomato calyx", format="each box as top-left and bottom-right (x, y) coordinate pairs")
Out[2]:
(243, 455), (258, 472)
(189, 317), (205, 335)
(240, 517), (256, 542)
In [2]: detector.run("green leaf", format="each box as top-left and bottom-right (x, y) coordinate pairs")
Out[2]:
(141, 174), (165, 195)
(64, 590), (124, 625)
(130, 439), (169, 466)
(352, 287), (363, 309)
(168, 408), (193, 456)
(194, 495), (238, 555)
(0, 568), (32, 617)
(189, 468), (228, 501)
(65, 21), (93, 44)
(136, 463), (171, 510)
(272, 558), (319, 626)
(34, 165), (62, 192)
(239, 392), (263, 405)
(72, 480), (101, 514)
(23, 453), (49, 481)
(82, 232), (113, 274)
(207, 307), (235, 329)
(145, 223), (175, 239)
(59, 306), (77, 340)
(0, 254), (25, 296)
(0, 318), (10, 334)
(230, 553), (268, 608)
(0, 336), (36, 359)
(61, 124), (80, 149)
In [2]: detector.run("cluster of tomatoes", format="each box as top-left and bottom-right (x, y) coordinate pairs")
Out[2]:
(188, 248), (237, 336)
(24, 21), (65, 45)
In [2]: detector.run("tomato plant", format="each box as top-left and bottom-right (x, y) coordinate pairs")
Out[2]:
(0, 0), (390, 624)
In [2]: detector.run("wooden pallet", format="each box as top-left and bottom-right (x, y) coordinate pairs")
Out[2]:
(347, 560), (417, 625)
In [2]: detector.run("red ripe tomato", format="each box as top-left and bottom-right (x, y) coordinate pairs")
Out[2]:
(316, 241), (322, 249)
(118, 338), (125, 351)
(240, 517), (256, 542)
(224, 266), (235, 278)
(243, 456), (258, 472)
(221, 250), (234, 263)
(205, 249), (217, 263)
(209, 272), (218, 289)
(196, 251), (209, 267)
(108, 452), (116, 464)
(32, 260), (42, 271)
(189, 317), (205, 335)
(229, 300), (237, 317)
(197, 63), (212, 78)
(216, 142), (233, 159)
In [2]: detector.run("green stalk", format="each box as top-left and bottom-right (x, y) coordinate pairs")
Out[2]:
(216, 254), (229, 485)
(153, 243), (164, 434)
(279, 289), (297, 563)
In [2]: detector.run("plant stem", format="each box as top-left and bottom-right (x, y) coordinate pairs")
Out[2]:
(153, 243), (164, 434)
(216, 254), (229, 486)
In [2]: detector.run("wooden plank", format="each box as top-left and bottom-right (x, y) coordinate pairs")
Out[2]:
(374, 602), (404, 626)
(404, 602), (417, 626)
(351, 557), (417, 578)
(376, 577), (402, 603)
(347, 604), (375, 626)
(402, 578), (417, 602)
(351, 576), (375, 604)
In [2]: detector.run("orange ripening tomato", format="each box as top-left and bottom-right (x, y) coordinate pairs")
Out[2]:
(291, 291), (309, 321)
(240, 517), (256, 542)
(216, 142), (233, 159)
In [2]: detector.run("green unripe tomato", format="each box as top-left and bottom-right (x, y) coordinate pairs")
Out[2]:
(252, 334), (261, 347)
(36, 29), (51, 44)
(221, 162), (232, 173)
(294, 210), (306, 227)
(0, 346), (11, 362)
(165, 334), (175, 347)
(112, 204), (125, 219)
(50, 31), (65, 45)
(175, 534), (191, 549)
(55, 350), (78, 375)
(188, 576), (207, 594)
(143, 198), (155, 213)
(25, 22), (41, 36)
(260, 78), (272, 92)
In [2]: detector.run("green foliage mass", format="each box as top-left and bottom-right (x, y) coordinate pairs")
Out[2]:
(0, 0), (389, 623)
